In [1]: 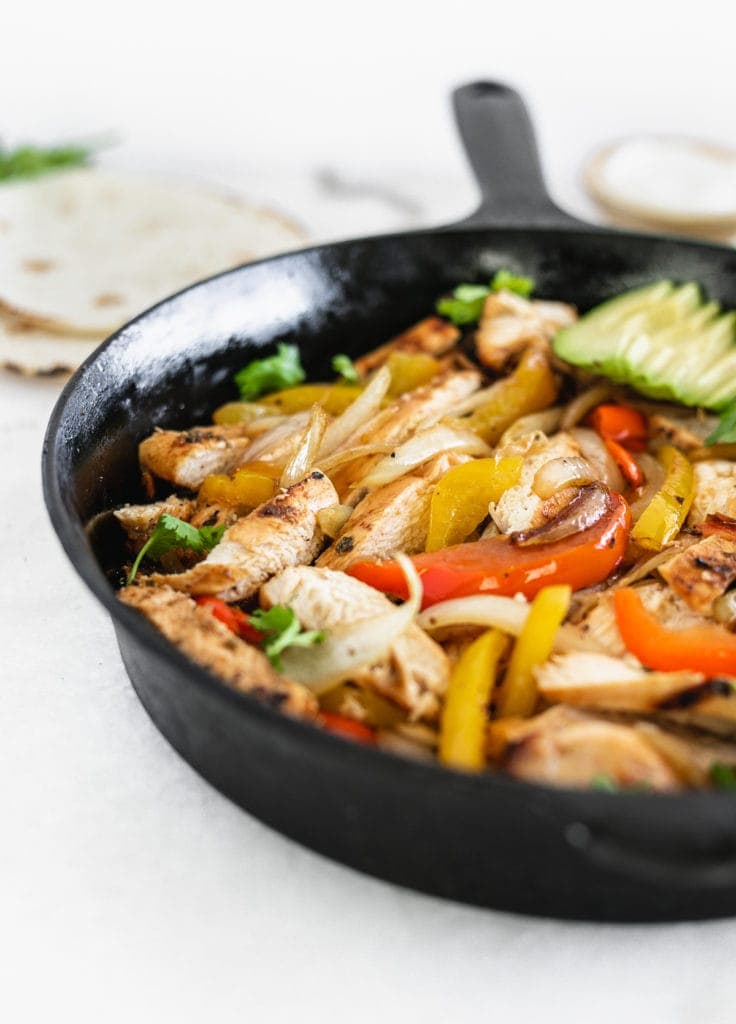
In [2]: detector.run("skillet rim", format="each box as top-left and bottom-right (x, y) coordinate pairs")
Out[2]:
(41, 220), (736, 810)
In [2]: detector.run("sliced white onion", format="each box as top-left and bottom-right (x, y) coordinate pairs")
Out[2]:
(360, 424), (491, 489)
(280, 553), (422, 692)
(317, 504), (354, 539)
(318, 365), (391, 458)
(612, 536), (698, 588)
(280, 405), (329, 488)
(317, 443), (394, 475)
(417, 594), (589, 653)
(245, 410), (310, 460)
(560, 384), (617, 430)
(499, 407), (562, 446)
(628, 452), (666, 522)
(532, 456), (596, 499)
(570, 427), (625, 491)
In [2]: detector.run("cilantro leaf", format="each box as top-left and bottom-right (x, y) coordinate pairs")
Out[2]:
(491, 269), (535, 297)
(332, 353), (360, 383)
(249, 604), (325, 669)
(591, 773), (619, 793)
(710, 762), (736, 790)
(126, 514), (224, 584)
(234, 343), (305, 401)
(436, 268), (536, 325)
(0, 142), (96, 182)
(706, 402), (736, 445)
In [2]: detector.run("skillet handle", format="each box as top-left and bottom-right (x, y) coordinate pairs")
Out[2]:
(452, 81), (585, 230)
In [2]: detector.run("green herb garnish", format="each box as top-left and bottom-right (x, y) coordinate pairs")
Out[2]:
(436, 269), (536, 326)
(249, 605), (325, 669)
(127, 514), (225, 584)
(710, 762), (736, 790)
(591, 773), (619, 793)
(234, 343), (306, 401)
(0, 142), (95, 182)
(706, 402), (736, 445)
(332, 353), (360, 383)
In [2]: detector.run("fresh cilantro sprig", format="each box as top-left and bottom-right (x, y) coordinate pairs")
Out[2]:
(249, 605), (325, 669)
(127, 514), (225, 584)
(436, 268), (536, 326)
(0, 142), (96, 182)
(332, 353), (360, 383)
(706, 402), (736, 445)
(710, 762), (736, 790)
(234, 343), (305, 401)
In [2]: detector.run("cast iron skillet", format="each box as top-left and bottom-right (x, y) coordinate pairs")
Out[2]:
(43, 82), (736, 922)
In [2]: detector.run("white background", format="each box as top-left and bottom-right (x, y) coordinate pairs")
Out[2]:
(3, 2), (736, 1022)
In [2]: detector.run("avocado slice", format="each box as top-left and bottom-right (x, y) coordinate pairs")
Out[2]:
(552, 281), (736, 410)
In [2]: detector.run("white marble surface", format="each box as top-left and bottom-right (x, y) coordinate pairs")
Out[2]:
(5, 4), (736, 1020)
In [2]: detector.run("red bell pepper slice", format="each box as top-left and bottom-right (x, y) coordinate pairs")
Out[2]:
(318, 712), (376, 745)
(614, 587), (736, 677)
(604, 437), (644, 488)
(194, 596), (264, 644)
(349, 491), (631, 609)
(588, 404), (648, 450)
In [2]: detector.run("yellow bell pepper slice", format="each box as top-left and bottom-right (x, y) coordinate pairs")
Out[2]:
(495, 585), (572, 718)
(198, 468), (275, 512)
(439, 629), (509, 771)
(212, 401), (270, 425)
(261, 384), (363, 415)
(386, 351), (442, 397)
(631, 444), (694, 551)
(462, 346), (558, 445)
(426, 456), (523, 551)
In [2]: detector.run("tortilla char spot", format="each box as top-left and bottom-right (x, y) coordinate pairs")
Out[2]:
(23, 258), (56, 274)
(94, 292), (124, 308)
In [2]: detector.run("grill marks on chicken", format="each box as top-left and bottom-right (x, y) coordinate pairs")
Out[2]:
(260, 566), (449, 720)
(139, 424), (254, 490)
(120, 584), (317, 717)
(659, 534), (736, 615)
(150, 471), (338, 601)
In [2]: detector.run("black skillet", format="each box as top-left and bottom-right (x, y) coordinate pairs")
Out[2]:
(43, 82), (736, 922)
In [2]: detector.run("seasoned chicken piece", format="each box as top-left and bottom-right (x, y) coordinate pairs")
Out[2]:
(120, 585), (317, 717)
(497, 706), (680, 791)
(476, 290), (577, 371)
(633, 721), (736, 787)
(260, 566), (450, 721)
(536, 652), (704, 710)
(656, 680), (736, 740)
(333, 369), (482, 490)
(489, 431), (583, 535)
(354, 316), (460, 375)
(647, 408), (717, 452)
(637, 580), (715, 631)
(569, 593), (628, 658)
(688, 460), (736, 527)
(139, 424), (254, 490)
(150, 470), (338, 601)
(114, 495), (196, 548)
(659, 534), (736, 615)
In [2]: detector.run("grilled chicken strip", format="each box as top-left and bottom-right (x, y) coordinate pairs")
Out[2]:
(659, 534), (736, 615)
(490, 706), (680, 791)
(354, 315), (460, 375)
(688, 460), (736, 527)
(150, 470), (338, 601)
(139, 424), (254, 490)
(120, 585), (317, 717)
(647, 408), (718, 452)
(115, 495), (196, 548)
(260, 566), (450, 721)
(476, 290), (577, 371)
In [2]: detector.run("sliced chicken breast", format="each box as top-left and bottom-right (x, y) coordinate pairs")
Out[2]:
(120, 584), (317, 717)
(659, 534), (736, 615)
(354, 316), (460, 375)
(260, 566), (450, 721)
(688, 460), (736, 527)
(115, 495), (196, 548)
(476, 290), (576, 371)
(139, 424), (254, 490)
(150, 470), (337, 601)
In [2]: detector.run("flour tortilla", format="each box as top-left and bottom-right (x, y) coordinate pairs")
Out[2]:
(0, 169), (306, 337)
(0, 308), (101, 375)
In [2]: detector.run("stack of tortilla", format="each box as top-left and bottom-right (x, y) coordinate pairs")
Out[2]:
(0, 169), (306, 374)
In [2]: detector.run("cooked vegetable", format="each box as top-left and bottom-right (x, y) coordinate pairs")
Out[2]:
(439, 629), (509, 770)
(194, 596), (264, 644)
(436, 269), (535, 325)
(386, 351), (441, 396)
(0, 140), (96, 181)
(319, 712), (376, 744)
(249, 605), (326, 670)
(532, 456), (594, 499)
(707, 401), (736, 445)
(587, 404), (648, 449)
(198, 468), (276, 512)
(317, 365), (391, 457)
(280, 405), (328, 487)
(349, 488), (630, 608)
(630, 445), (694, 550)
(234, 343), (306, 401)
(710, 762), (736, 790)
(614, 588), (736, 676)
(360, 423), (492, 490)
(127, 514), (224, 584)
(261, 384), (362, 415)
(496, 585), (572, 718)
(426, 456), (522, 551)
(332, 353), (360, 383)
